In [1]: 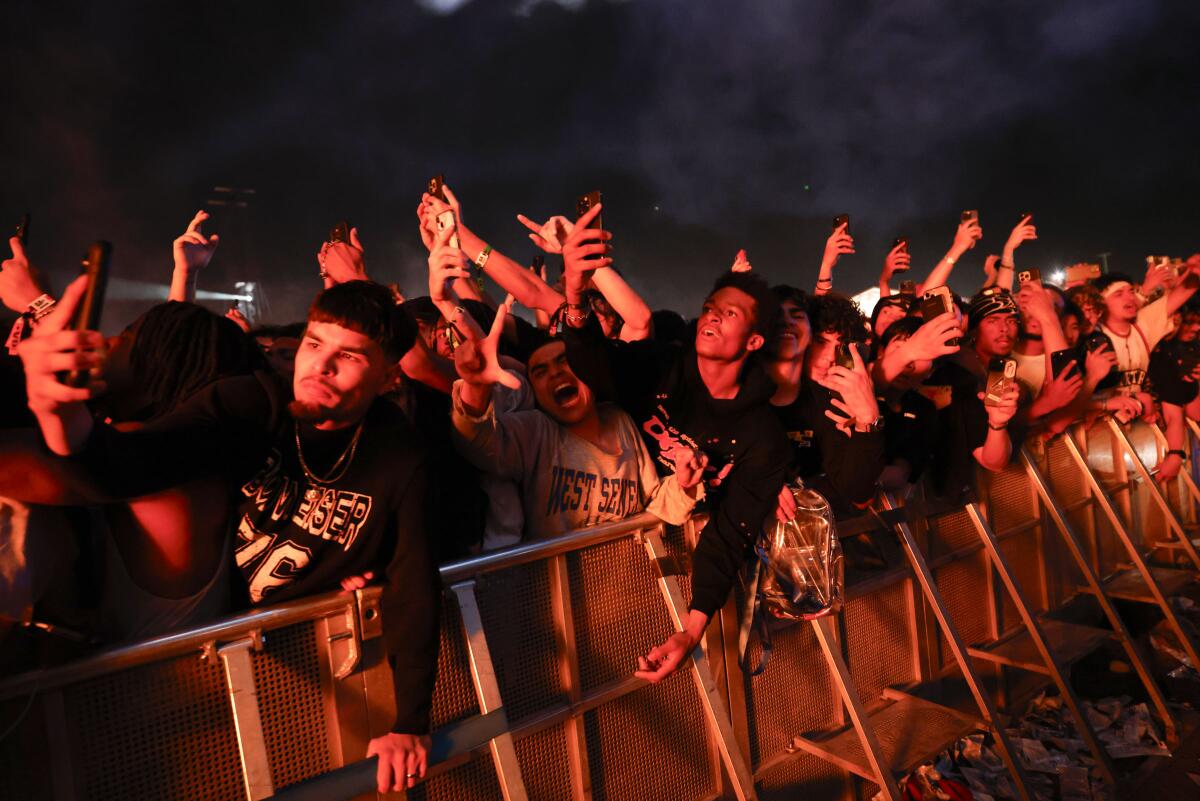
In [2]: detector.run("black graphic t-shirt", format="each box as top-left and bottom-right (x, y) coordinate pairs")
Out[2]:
(71, 372), (439, 734)
(563, 323), (789, 618)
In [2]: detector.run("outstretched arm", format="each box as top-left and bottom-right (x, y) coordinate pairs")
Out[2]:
(815, 223), (855, 296)
(168, 210), (220, 303)
(919, 215), (981, 293)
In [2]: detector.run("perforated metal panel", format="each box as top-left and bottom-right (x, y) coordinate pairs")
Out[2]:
(0, 695), (53, 801)
(998, 528), (1046, 631)
(252, 621), (332, 790)
(410, 752), (502, 801)
(987, 465), (1036, 534)
(755, 752), (846, 801)
(514, 721), (574, 801)
(63, 653), (243, 801)
(583, 675), (714, 801)
(846, 579), (916, 700)
(475, 560), (565, 722)
(928, 510), (978, 560)
(935, 553), (992, 667)
(744, 619), (839, 768)
(569, 538), (674, 692)
(429, 601), (482, 728)
(1046, 439), (1087, 504)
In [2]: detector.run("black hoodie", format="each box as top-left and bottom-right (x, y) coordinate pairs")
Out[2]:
(564, 324), (789, 618)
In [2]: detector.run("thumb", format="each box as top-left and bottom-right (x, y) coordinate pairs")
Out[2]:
(349, 227), (364, 251)
(36, 275), (89, 336)
(442, 184), (460, 211)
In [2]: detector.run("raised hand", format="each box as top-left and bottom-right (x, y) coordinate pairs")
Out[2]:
(904, 312), (962, 361)
(17, 274), (106, 455)
(561, 202), (612, 292)
(983, 254), (1000, 284)
(452, 302), (521, 391)
(979, 383), (1019, 429)
(1003, 215), (1037, 258)
(1038, 360), (1083, 413)
(882, 241), (910, 280)
(427, 224), (471, 303)
(318, 228), (367, 289)
(823, 223), (855, 266)
(951, 215), (983, 255)
(730, 249), (752, 273)
(517, 214), (574, 254)
(225, 306), (250, 333)
(173, 210), (220, 275)
(1084, 343), (1116, 385)
(819, 346), (880, 436)
(1, 236), (48, 312)
(415, 200), (437, 252)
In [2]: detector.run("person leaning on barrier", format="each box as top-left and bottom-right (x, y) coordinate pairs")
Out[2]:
(17, 278), (441, 793)
(1147, 299), (1200, 482)
(559, 259), (790, 683)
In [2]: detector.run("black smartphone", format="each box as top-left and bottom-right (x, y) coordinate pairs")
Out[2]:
(531, 253), (545, 272)
(15, 212), (30, 245)
(1017, 268), (1042, 286)
(66, 241), (112, 388)
(891, 236), (910, 272)
(1084, 331), (1110, 353)
(961, 209), (979, 224)
(834, 342), (857, 371)
(329, 220), (350, 244)
(1050, 348), (1078, 380)
(832, 213), (849, 232)
(898, 279), (916, 296)
(921, 286), (960, 346)
(984, 357), (1017, 406)
(576, 191), (603, 229)
(427, 174), (460, 249)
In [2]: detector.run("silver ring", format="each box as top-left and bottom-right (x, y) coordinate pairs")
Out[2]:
(406, 773), (418, 778)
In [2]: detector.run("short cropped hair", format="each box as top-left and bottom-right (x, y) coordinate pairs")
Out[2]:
(707, 271), (780, 336)
(308, 280), (417, 361)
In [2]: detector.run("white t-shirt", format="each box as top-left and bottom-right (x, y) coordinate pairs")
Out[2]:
(1011, 349), (1047, 396)
(1100, 296), (1173, 392)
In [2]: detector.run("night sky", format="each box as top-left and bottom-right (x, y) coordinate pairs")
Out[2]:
(3, 0), (1198, 332)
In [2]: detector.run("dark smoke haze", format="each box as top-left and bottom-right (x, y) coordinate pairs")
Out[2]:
(2, 0), (1198, 331)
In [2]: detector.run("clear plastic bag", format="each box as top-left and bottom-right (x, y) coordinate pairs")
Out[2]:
(758, 484), (843, 620)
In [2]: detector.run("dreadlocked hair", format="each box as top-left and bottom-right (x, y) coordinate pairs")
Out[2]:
(129, 301), (264, 421)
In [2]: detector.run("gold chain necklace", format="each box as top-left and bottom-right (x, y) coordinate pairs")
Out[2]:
(294, 420), (365, 502)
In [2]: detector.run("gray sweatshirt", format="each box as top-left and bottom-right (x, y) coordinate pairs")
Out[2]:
(451, 380), (699, 541)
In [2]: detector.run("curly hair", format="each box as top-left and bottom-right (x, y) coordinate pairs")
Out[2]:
(807, 292), (869, 343)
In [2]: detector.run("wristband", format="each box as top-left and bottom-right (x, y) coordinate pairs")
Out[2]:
(27, 293), (57, 322)
(944, 255), (956, 266)
(474, 245), (493, 272)
(816, 277), (833, 285)
(1166, 449), (1187, 460)
(987, 421), (1007, 431)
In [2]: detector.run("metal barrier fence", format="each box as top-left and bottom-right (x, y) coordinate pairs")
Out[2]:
(2, 419), (1199, 801)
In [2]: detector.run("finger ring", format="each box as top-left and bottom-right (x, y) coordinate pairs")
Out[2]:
(406, 773), (418, 778)
(319, 269), (329, 279)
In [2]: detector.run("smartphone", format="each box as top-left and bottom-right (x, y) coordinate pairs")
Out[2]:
(1084, 331), (1111, 353)
(329, 220), (350, 245)
(1017, 268), (1042, 286)
(898, 279), (916, 296)
(15, 212), (30, 245)
(1050, 348), (1078, 380)
(427, 174), (460, 249)
(921, 286), (960, 346)
(66, 241), (112, 388)
(832, 213), (849, 233)
(576, 191), (603, 229)
(961, 210), (979, 224)
(531, 253), (545, 272)
(1066, 263), (1101, 283)
(834, 342), (859, 371)
(984, 357), (1017, 406)
(891, 235), (910, 271)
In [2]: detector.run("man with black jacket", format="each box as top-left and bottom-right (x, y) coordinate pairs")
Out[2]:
(18, 279), (440, 794)
(555, 221), (789, 682)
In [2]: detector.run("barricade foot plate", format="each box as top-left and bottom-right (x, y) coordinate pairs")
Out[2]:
(789, 690), (981, 782)
(1082, 567), (1194, 603)
(967, 619), (1112, 675)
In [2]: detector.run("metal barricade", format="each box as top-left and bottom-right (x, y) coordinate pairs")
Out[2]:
(2, 417), (1196, 801)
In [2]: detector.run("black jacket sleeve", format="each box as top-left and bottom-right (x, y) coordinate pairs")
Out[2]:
(812, 418), (884, 506)
(66, 373), (278, 500)
(688, 422), (790, 618)
(382, 459), (442, 735)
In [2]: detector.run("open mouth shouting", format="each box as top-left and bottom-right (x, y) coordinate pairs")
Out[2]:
(552, 380), (581, 407)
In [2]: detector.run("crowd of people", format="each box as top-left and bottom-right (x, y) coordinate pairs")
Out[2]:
(1, 185), (1198, 791)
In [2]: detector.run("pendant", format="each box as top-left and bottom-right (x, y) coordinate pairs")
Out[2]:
(305, 487), (321, 502)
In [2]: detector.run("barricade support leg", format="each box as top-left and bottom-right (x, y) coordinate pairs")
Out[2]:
(449, 581), (530, 801)
(1020, 448), (1179, 744)
(879, 494), (1034, 801)
(963, 503), (1120, 788)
